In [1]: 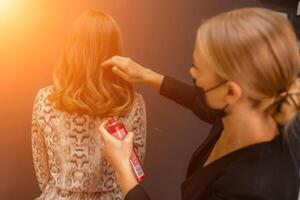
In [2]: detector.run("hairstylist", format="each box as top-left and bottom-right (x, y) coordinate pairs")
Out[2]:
(99, 8), (300, 200)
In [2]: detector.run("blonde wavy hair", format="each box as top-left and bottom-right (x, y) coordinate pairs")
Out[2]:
(48, 11), (134, 117)
(197, 8), (300, 125)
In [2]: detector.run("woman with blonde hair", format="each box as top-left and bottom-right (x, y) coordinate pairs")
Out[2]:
(99, 8), (300, 200)
(31, 11), (146, 200)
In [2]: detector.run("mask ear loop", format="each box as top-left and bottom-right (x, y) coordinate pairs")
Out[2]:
(206, 80), (230, 115)
(191, 63), (227, 93)
(205, 80), (228, 93)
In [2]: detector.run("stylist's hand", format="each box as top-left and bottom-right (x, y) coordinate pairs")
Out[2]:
(99, 120), (138, 196)
(101, 56), (164, 91)
(99, 119), (134, 172)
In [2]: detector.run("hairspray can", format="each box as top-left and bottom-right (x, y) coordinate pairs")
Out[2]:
(106, 117), (145, 182)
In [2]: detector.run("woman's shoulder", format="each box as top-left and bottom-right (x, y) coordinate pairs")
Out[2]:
(131, 92), (146, 112)
(220, 137), (298, 184)
(211, 141), (299, 199)
(134, 92), (145, 104)
(35, 85), (54, 101)
(33, 85), (54, 110)
(121, 92), (146, 124)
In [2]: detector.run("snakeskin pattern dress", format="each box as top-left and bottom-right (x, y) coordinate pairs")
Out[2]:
(31, 86), (147, 200)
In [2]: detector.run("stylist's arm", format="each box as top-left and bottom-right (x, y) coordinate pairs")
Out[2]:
(99, 120), (151, 200)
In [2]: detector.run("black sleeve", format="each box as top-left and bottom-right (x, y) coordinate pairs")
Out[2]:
(159, 76), (218, 124)
(124, 185), (151, 200)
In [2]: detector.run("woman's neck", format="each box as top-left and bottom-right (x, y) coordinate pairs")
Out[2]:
(221, 108), (279, 148)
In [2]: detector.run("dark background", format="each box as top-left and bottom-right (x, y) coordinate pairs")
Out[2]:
(0, 0), (298, 199)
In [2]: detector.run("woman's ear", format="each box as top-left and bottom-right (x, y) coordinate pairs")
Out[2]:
(225, 81), (242, 105)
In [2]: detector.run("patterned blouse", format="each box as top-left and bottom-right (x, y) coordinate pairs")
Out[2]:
(31, 86), (146, 200)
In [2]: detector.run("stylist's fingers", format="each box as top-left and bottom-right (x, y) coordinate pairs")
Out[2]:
(99, 120), (112, 143)
(101, 56), (125, 69)
(101, 56), (131, 69)
(124, 132), (134, 145)
(111, 55), (129, 62)
(112, 67), (131, 82)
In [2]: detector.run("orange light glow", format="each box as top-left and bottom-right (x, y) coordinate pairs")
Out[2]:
(0, 0), (9, 7)
(0, 0), (20, 26)
(0, 0), (13, 14)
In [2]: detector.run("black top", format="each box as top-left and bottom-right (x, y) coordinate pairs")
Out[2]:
(125, 76), (300, 200)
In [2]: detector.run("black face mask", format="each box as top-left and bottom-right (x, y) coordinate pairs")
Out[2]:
(193, 78), (229, 118)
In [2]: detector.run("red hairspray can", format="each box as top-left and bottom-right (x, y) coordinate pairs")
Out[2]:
(106, 117), (145, 182)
